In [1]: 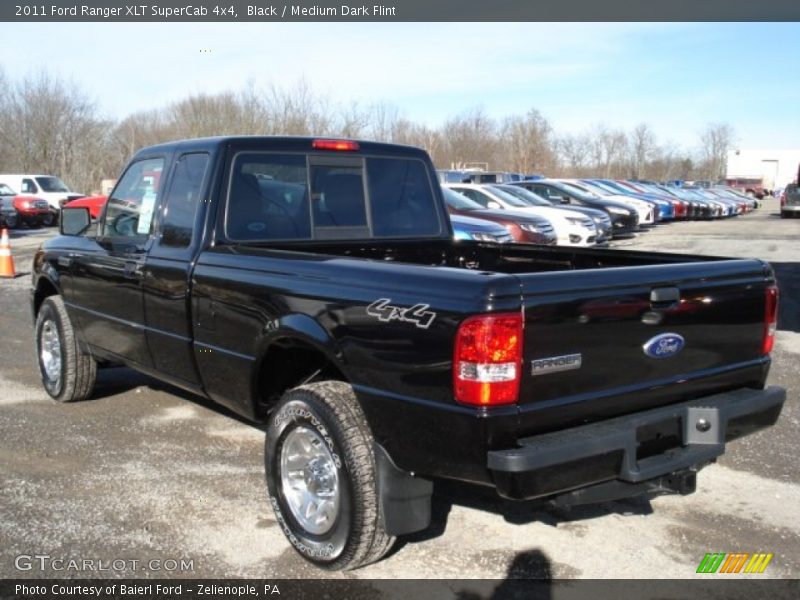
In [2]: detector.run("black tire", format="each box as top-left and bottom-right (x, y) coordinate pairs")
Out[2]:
(265, 381), (394, 570)
(41, 211), (57, 227)
(35, 296), (96, 402)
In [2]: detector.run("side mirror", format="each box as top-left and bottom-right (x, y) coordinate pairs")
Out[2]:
(60, 207), (91, 236)
(560, 196), (570, 204)
(487, 201), (502, 209)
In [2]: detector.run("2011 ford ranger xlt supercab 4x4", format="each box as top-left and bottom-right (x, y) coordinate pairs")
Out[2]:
(32, 136), (785, 570)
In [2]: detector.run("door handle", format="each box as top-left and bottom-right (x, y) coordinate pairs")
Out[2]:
(123, 261), (143, 280)
(650, 287), (680, 309)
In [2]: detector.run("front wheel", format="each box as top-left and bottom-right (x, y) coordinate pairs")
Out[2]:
(41, 211), (57, 227)
(35, 296), (97, 402)
(265, 381), (394, 570)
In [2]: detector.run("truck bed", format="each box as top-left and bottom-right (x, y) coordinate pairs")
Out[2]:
(192, 238), (773, 486)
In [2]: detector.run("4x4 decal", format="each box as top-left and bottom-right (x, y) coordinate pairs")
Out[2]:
(366, 299), (437, 330)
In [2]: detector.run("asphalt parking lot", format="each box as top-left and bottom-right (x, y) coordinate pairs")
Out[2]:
(0, 197), (798, 581)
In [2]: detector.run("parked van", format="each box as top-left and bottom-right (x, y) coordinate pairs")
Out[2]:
(0, 174), (84, 211)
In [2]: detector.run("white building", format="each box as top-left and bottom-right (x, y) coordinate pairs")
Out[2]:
(727, 149), (800, 190)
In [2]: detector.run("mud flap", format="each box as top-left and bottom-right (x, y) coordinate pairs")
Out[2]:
(374, 443), (433, 536)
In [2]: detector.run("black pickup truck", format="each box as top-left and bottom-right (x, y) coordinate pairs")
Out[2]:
(32, 137), (785, 570)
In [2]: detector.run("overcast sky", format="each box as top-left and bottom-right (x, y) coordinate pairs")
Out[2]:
(2, 22), (798, 150)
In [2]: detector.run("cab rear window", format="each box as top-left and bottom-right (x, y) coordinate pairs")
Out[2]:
(225, 153), (441, 241)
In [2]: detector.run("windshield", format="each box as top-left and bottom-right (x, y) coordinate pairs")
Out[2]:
(484, 186), (529, 207)
(575, 180), (614, 196)
(653, 186), (679, 198)
(442, 187), (482, 210)
(544, 181), (586, 201)
(494, 185), (551, 206)
(0, 184), (16, 196)
(560, 181), (597, 196)
(590, 180), (629, 195)
(35, 176), (70, 193)
(619, 181), (645, 193)
(439, 170), (468, 183)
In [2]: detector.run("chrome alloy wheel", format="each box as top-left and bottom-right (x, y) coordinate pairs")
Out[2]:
(40, 319), (62, 385)
(279, 426), (340, 535)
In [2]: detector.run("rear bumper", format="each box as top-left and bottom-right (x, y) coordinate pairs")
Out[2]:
(488, 386), (785, 500)
(781, 205), (800, 214)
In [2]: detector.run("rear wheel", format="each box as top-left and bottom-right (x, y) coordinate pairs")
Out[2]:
(35, 296), (96, 402)
(265, 381), (394, 570)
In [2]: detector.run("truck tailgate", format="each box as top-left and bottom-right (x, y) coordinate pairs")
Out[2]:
(516, 258), (773, 432)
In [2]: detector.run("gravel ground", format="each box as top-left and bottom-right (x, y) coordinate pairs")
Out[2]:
(0, 197), (797, 583)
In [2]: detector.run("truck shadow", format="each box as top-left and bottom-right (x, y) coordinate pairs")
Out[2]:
(91, 366), (264, 429)
(454, 550), (554, 597)
(398, 478), (652, 549)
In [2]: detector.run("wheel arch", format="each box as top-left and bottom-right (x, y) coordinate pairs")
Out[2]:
(251, 313), (352, 417)
(32, 274), (61, 319)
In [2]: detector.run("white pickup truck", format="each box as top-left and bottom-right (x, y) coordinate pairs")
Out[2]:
(0, 174), (84, 211)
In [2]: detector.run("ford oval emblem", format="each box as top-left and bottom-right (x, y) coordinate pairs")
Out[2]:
(643, 333), (685, 359)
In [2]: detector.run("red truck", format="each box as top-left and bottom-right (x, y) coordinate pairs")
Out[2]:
(724, 178), (767, 199)
(64, 195), (108, 220)
(13, 195), (53, 227)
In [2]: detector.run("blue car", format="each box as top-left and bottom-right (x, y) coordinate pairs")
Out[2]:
(590, 179), (675, 221)
(450, 214), (513, 243)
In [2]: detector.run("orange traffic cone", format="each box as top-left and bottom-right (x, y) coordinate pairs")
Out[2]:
(0, 228), (16, 278)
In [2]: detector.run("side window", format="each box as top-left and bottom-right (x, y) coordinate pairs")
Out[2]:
(458, 188), (489, 207)
(160, 153), (209, 248)
(539, 186), (558, 200)
(101, 158), (165, 238)
(226, 153), (310, 241)
(21, 179), (37, 194)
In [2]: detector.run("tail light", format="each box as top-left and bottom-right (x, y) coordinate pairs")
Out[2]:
(312, 139), (359, 151)
(454, 312), (523, 406)
(763, 285), (779, 355)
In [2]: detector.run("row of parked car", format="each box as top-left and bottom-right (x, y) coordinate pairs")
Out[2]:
(443, 177), (761, 246)
(0, 170), (759, 249)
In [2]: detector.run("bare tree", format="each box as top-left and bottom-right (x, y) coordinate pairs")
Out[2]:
(0, 71), (106, 192)
(441, 107), (499, 169)
(556, 132), (593, 177)
(393, 118), (445, 165)
(365, 101), (400, 142)
(335, 102), (369, 138)
(588, 123), (628, 178)
(265, 79), (333, 135)
(627, 123), (657, 179)
(499, 109), (555, 175)
(0, 67), (11, 171)
(698, 122), (735, 181)
(0, 66), (749, 193)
